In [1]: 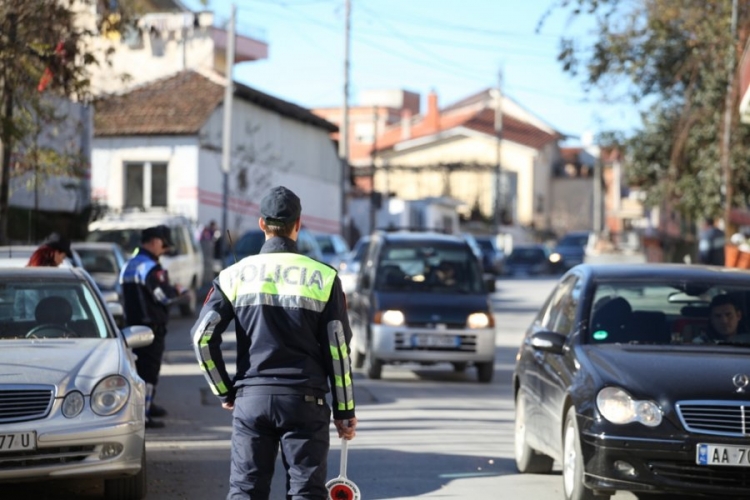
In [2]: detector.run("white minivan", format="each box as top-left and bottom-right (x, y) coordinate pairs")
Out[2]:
(87, 210), (205, 317)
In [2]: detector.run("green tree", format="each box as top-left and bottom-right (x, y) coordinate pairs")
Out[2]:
(0, 0), (141, 243)
(548, 0), (750, 231)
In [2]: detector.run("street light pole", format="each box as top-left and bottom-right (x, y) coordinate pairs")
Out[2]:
(220, 4), (236, 258)
(493, 68), (503, 234)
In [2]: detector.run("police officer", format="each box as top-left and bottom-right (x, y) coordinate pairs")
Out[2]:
(120, 225), (182, 428)
(191, 186), (356, 500)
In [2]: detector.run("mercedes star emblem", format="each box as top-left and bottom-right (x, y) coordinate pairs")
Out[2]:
(732, 373), (749, 393)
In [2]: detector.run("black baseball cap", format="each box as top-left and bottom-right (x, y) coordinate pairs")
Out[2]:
(42, 232), (73, 259)
(141, 225), (174, 248)
(260, 186), (301, 226)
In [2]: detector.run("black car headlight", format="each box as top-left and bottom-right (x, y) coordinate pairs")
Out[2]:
(596, 386), (662, 427)
(549, 252), (562, 263)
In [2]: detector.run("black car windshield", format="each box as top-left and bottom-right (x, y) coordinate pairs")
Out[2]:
(0, 279), (111, 339)
(235, 231), (265, 258)
(588, 282), (750, 347)
(375, 244), (483, 293)
(558, 234), (589, 247)
(507, 247), (546, 264)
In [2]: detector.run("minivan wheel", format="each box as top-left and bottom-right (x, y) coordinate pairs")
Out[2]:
(179, 286), (197, 317)
(364, 338), (382, 379)
(476, 361), (494, 383)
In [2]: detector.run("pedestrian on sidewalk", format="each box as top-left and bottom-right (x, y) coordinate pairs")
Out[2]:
(191, 185), (357, 499)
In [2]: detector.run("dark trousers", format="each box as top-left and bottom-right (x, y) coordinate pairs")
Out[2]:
(133, 323), (167, 385)
(228, 393), (331, 500)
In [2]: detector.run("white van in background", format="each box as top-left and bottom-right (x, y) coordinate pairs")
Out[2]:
(86, 210), (205, 317)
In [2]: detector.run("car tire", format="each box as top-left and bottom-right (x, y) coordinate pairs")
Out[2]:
(452, 362), (467, 372)
(364, 337), (382, 380)
(563, 406), (605, 500)
(476, 361), (494, 383)
(179, 285), (197, 318)
(514, 392), (554, 474)
(104, 443), (147, 500)
(352, 346), (365, 369)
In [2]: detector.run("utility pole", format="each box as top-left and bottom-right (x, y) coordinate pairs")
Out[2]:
(369, 105), (379, 234)
(0, 13), (17, 244)
(220, 4), (236, 258)
(492, 68), (503, 234)
(340, 0), (351, 243)
(721, 0), (739, 236)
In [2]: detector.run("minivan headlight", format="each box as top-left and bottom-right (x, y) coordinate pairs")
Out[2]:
(596, 386), (662, 427)
(375, 310), (405, 326)
(467, 312), (493, 329)
(91, 375), (130, 416)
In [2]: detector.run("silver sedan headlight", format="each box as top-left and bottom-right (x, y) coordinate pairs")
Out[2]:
(596, 386), (662, 427)
(91, 375), (130, 416)
(62, 391), (85, 418)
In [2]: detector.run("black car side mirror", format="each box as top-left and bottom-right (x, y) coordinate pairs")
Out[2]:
(483, 274), (496, 293)
(529, 331), (566, 355)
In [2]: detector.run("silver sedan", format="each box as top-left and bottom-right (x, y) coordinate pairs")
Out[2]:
(0, 267), (153, 500)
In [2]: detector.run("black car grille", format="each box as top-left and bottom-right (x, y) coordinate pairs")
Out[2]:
(676, 401), (749, 437)
(394, 332), (477, 352)
(0, 386), (54, 423)
(649, 460), (750, 488)
(0, 446), (95, 469)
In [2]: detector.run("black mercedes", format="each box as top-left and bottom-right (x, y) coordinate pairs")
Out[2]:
(513, 264), (750, 500)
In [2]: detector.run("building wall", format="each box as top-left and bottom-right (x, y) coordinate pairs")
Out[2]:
(199, 100), (342, 236)
(90, 135), (200, 219)
(549, 177), (594, 234)
(374, 131), (551, 228)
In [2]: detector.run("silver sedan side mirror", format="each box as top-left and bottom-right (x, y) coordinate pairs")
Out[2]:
(122, 325), (154, 349)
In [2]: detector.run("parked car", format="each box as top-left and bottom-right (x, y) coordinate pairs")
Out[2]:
(72, 242), (128, 327)
(474, 235), (505, 275)
(513, 263), (750, 500)
(223, 227), (324, 268)
(313, 232), (350, 268)
(87, 210), (204, 317)
(549, 231), (591, 272)
(0, 245), (83, 269)
(503, 244), (551, 276)
(0, 266), (153, 499)
(347, 231), (496, 382)
(338, 235), (371, 295)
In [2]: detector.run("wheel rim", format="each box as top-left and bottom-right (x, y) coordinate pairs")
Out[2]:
(514, 396), (526, 462)
(563, 417), (577, 496)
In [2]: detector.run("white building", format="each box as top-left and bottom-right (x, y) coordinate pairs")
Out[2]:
(92, 71), (342, 237)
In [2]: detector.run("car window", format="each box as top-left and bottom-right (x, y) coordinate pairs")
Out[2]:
(507, 247), (546, 263)
(589, 281), (750, 345)
(171, 226), (188, 256)
(0, 280), (112, 339)
(87, 229), (141, 254)
(558, 234), (590, 247)
(76, 248), (120, 274)
(315, 235), (335, 254)
(540, 277), (575, 331)
(552, 276), (582, 336)
(375, 243), (483, 293)
(235, 231), (265, 257)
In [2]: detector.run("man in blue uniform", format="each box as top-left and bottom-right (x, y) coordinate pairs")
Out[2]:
(120, 225), (182, 428)
(192, 186), (356, 500)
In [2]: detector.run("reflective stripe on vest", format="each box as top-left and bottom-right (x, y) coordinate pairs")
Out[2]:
(219, 253), (336, 311)
(120, 252), (157, 286)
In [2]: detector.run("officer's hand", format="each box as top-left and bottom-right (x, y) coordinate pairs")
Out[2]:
(222, 401), (234, 410)
(334, 417), (357, 440)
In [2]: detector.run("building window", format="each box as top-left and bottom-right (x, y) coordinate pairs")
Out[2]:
(124, 161), (168, 208)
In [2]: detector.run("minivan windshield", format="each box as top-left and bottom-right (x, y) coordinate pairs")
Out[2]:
(376, 244), (484, 293)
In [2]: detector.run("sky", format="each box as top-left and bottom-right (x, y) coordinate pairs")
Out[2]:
(183, 0), (643, 144)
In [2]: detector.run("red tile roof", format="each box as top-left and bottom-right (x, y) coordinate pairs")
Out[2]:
(94, 71), (225, 136)
(373, 106), (559, 153)
(95, 71), (337, 137)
